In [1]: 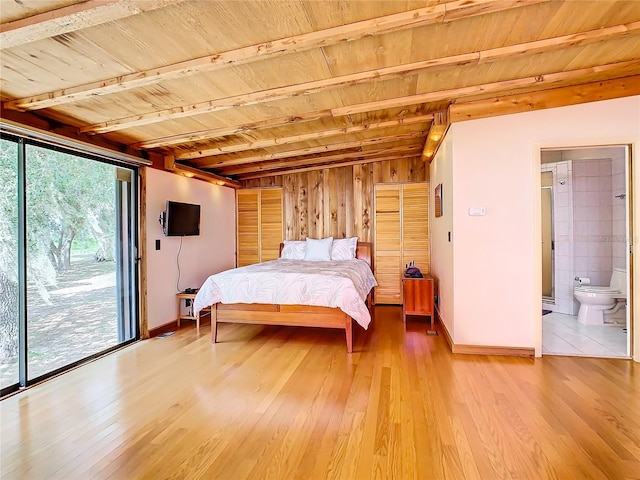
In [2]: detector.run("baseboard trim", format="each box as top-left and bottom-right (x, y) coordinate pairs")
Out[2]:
(149, 321), (179, 338)
(149, 320), (191, 338)
(435, 306), (454, 349)
(451, 344), (535, 357)
(435, 306), (534, 358)
(149, 315), (211, 338)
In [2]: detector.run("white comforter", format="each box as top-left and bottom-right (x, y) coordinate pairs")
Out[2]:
(193, 259), (377, 329)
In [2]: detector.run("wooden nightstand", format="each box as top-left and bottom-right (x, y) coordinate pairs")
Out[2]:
(176, 291), (210, 333)
(402, 277), (435, 329)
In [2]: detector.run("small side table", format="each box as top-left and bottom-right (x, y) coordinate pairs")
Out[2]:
(176, 291), (210, 333)
(402, 276), (435, 329)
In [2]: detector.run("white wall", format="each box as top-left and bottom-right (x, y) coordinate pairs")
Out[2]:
(145, 168), (236, 329)
(452, 121), (537, 348)
(429, 133), (455, 337)
(432, 96), (640, 358)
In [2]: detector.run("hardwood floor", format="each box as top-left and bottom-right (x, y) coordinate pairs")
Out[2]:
(1, 306), (639, 479)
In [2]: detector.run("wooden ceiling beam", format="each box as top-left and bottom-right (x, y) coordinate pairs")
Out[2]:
(0, 0), (187, 49)
(331, 60), (640, 116)
(237, 155), (424, 180)
(0, 104), (150, 163)
(450, 75), (640, 122)
(68, 18), (640, 136)
(3, 0), (549, 110)
(164, 155), (240, 188)
(190, 131), (426, 168)
(130, 109), (333, 149)
(478, 21), (640, 64)
(218, 145), (424, 176)
(174, 115), (433, 160)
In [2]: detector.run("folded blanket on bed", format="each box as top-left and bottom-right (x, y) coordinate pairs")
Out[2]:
(193, 258), (377, 329)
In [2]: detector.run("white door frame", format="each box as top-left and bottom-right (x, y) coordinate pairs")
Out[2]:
(534, 142), (637, 361)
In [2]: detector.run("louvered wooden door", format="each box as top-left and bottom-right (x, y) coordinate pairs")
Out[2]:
(374, 183), (429, 304)
(402, 183), (430, 274)
(260, 189), (283, 262)
(236, 188), (283, 267)
(374, 185), (402, 304)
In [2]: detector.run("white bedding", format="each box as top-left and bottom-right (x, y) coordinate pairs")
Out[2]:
(193, 258), (377, 329)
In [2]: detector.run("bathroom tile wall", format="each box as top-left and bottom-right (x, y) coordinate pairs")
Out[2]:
(612, 156), (626, 269)
(573, 159), (613, 314)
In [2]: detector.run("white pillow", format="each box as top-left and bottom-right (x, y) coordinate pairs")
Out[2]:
(281, 240), (306, 260)
(304, 237), (333, 261)
(332, 237), (358, 261)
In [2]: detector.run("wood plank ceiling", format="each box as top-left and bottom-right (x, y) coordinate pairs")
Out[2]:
(1, 0), (640, 187)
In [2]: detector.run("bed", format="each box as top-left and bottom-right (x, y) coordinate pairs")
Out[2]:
(193, 242), (375, 352)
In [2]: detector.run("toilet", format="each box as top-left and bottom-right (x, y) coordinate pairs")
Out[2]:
(573, 268), (627, 325)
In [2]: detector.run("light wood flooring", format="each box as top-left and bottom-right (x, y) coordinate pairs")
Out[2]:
(1, 306), (639, 480)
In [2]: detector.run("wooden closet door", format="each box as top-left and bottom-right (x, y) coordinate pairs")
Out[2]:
(402, 183), (430, 275)
(260, 189), (283, 262)
(237, 190), (259, 267)
(374, 185), (402, 304)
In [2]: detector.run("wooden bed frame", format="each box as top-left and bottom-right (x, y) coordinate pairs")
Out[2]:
(210, 242), (373, 353)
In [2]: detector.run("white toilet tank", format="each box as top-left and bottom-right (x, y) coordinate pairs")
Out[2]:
(610, 268), (627, 295)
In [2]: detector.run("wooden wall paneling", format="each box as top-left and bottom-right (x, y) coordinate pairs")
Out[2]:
(236, 190), (260, 267)
(292, 174), (301, 239)
(402, 183), (430, 274)
(360, 162), (374, 243)
(395, 158), (409, 182)
(353, 164), (364, 240)
(310, 169), (324, 238)
(297, 172), (309, 239)
(259, 189), (283, 262)
(325, 167), (338, 238)
(389, 159), (400, 183)
(344, 165), (354, 238)
(305, 170), (316, 238)
(336, 166), (347, 238)
(241, 177), (283, 189)
(409, 157), (427, 181)
(283, 174), (297, 240)
(371, 162), (387, 185)
(261, 176), (283, 188)
(275, 156), (427, 243)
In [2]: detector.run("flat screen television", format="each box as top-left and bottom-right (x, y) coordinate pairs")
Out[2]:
(163, 201), (201, 236)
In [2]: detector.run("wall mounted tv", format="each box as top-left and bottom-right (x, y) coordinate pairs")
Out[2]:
(163, 201), (201, 236)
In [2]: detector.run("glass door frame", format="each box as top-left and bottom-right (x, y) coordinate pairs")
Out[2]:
(1, 133), (141, 397)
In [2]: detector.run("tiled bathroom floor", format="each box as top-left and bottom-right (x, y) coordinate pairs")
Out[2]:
(542, 312), (628, 357)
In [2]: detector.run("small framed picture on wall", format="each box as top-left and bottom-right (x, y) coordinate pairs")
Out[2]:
(435, 183), (443, 217)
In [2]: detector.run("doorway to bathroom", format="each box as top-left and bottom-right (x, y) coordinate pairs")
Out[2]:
(540, 145), (631, 358)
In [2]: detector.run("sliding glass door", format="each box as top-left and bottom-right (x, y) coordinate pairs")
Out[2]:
(0, 139), (19, 391)
(0, 136), (139, 395)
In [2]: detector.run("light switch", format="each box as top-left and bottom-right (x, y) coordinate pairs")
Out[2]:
(469, 207), (486, 216)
